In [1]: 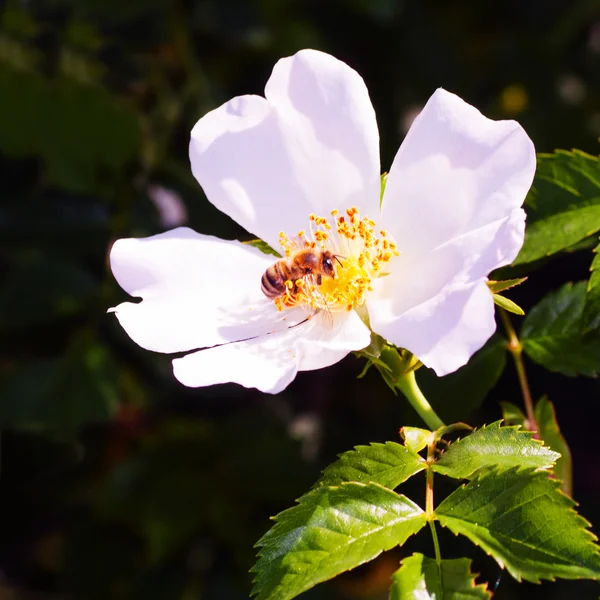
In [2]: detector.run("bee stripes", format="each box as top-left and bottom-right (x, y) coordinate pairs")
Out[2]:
(261, 262), (289, 299)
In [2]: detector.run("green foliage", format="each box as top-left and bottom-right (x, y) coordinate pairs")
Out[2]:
(389, 553), (491, 600)
(244, 239), (281, 257)
(3, 2), (600, 598)
(582, 240), (600, 332)
(515, 150), (600, 266)
(493, 293), (525, 315)
(535, 396), (573, 496)
(252, 423), (600, 598)
(432, 422), (559, 479)
(418, 335), (507, 422)
(251, 483), (426, 600)
(401, 427), (430, 453)
(521, 281), (600, 376)
(487, 278), (527, 294)
(499, 399), (572, 495)
(315, 442), (425, 489)
(436, 468), (600, 583)
(500, 401), (527, 427)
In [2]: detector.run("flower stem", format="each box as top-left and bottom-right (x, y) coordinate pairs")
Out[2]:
(500, 309), (538, 434)
(374, 346), (444, 430)
(395, 370), (445, 431)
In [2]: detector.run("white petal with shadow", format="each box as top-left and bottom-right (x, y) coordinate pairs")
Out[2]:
(109, 227), (307, 353)
(172, 309), (371, 393)
(381, 88), (535, 258)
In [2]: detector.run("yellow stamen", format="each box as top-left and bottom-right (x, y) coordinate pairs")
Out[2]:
(271, 207), (400, 315)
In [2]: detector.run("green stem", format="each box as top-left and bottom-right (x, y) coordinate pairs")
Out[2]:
(429, 520), (442, 565)
(396, 370), (445, 431)
(500, 309), (538, 434)
(425, 433), (442, 566)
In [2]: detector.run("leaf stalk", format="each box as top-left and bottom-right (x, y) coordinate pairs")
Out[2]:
(500, 309), (539, 435)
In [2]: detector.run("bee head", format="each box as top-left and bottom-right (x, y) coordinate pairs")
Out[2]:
(321, 251), (344, 279)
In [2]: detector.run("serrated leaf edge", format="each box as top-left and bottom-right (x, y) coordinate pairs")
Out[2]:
(313, 441), (426, 490)
(393, 553), (492, 599)
(436, 467), (600, 584)
(251, 481), (426, 598)
(434, 420), (560, 475)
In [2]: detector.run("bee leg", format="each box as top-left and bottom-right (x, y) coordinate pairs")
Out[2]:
(316, 274), (322, 285)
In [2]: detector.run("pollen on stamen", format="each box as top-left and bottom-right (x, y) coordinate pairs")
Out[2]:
(270, 206), (400, 317)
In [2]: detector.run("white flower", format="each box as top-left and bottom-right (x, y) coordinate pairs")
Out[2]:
(109, 49), (536, 394)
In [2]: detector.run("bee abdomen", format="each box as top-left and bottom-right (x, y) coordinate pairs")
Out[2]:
(261, 263), (287, 298)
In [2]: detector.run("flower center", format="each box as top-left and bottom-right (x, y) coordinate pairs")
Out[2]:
(273, 207), (399, 314)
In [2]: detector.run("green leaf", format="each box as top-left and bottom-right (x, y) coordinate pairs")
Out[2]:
(436, 468), (600, 583)
(252, 483), (427, 600)
(487, 277), (527, 294)
(582, 240), (600, 332)
(418, 335), (507, 422)
(432, 422), (559, 479)
(521, 281), (600, 377)
(514, 150), (600, 266)
(493, 293), (525, 315)
(535, 396), (573, 497)
(244, 239), (281, 257)
(500, 400), (572, 497)
(389, 553), (491, 600)
(315, 442), (425, 489)
(500, 401), (527, 427)
(401, 427), (430, 454)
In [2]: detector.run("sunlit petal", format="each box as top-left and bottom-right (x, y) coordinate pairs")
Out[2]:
(189, 49), (380, 250)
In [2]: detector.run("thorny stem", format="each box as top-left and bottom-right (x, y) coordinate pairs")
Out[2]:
(426, 438), (442, 565)
(500, 309), (539, 435)
(425, 436), (436, 516)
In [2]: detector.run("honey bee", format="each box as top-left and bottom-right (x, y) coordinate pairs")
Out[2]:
(261, 249), (343, 306)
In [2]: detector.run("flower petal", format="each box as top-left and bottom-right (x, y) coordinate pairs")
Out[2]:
(189, 49), (381, 250)
(109, 227), (307, 353)
(372, 279), (495, 376)
(368, 212), (524, 374)
(172, 310), (371, 394)
(381, 88), (535, 257)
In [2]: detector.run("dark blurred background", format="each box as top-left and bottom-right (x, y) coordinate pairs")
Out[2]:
(1, 0), (599, 598)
